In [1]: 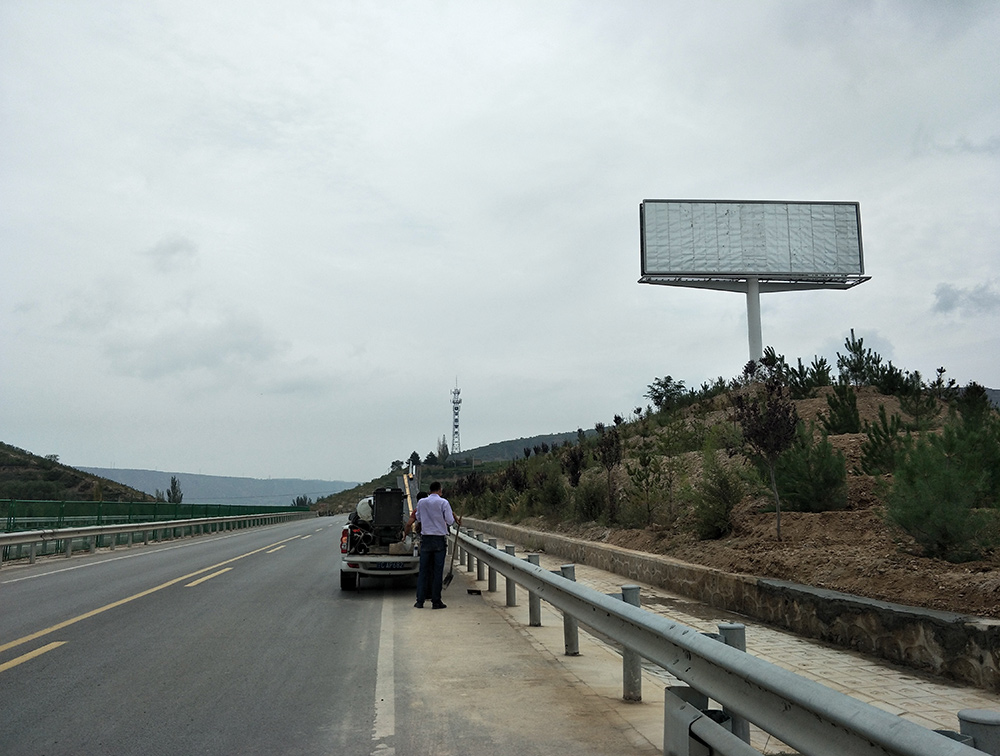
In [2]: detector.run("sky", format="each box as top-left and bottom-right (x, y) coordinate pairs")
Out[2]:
(2, 1), (998, 483)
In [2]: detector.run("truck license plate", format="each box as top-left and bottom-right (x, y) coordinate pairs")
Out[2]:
(375, 561), (407, 570)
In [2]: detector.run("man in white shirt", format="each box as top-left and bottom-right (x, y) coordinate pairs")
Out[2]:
(411, 482), (460, 609)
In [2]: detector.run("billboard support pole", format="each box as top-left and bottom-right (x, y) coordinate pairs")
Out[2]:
(746, 276), (762, 362)
(639, 200), (869, 364)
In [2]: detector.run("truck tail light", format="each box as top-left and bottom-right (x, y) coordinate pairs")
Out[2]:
(340, 529), (349, 554)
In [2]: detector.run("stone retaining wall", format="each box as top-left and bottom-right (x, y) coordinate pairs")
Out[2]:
(465, 517), (1000, 692)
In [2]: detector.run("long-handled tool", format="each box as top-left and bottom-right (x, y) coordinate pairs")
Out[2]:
(442, 521), (460, 590)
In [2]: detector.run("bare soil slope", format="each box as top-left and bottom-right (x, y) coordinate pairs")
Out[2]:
(529, 387), (1000, 619)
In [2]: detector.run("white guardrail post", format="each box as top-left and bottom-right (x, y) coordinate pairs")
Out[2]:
(718, 623), (751, 744)
(527, 554), (541, 627)
(487, 539), (498, 592)
(560, 564), (580, 656)
(664, 687), (759, 756)
(504, 544), (517, 607)
(476, 534), (486, 581)
(455, 529), (989, 756)
(621, 585), (642, 703)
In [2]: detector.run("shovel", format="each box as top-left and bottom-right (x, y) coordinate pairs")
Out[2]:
(442, 521), (460, 590)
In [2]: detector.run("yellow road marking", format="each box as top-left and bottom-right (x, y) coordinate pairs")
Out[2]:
(0, 642), (67, 674)
(0, 535), (302, 656)
(266, 545), (286, 553)
(185, 568), (233, 587)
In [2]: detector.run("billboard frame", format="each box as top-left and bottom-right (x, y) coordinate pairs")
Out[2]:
(637, 199), (870, 360)
(639, 199), (869, 291)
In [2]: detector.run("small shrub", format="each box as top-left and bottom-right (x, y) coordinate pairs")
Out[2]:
(525, 461), (568, 518)
(507, 493), (527, 523)
(574, 477), (606, 522)
(820, 381), (861, 435)
(624, 440), (664, 526)
(561, 444), (586, 487)
(837, 328), (884, 387)
(788, 356), (832, 399)
(773, 423), (847, 512)
(860, 405), (907, 475)
(898, 372), (942, 431)
(886, 434), (998, 562)
(691, 453), (748, 540)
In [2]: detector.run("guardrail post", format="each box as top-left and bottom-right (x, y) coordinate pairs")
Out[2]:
(487, 539), (498, 592)
(664, 687), (705, 756)
(527, 554), (541, 626)
(718, 623), (750, 744)
(664, 686), (739, 756)
(88, 535), (96, 553)
(504, 545), (517, 606)
(465, 529), (474, 572)
(476, 534), (485, 581)
(959, 709), (1000, 756)
(622, 585), (642, 702)
(64, 538), (72, 558)
(29, 542), (37, 564)
(560, 565), (579, 656)
(667, 685), (709, 711)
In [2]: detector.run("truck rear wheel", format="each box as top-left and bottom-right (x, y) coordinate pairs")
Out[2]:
(340, 571), (359, 591)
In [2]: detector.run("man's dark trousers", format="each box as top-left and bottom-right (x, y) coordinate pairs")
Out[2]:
(416, 534), (447, 605)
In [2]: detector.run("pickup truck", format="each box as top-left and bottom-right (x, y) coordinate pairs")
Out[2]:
(340, 485), (420, 590)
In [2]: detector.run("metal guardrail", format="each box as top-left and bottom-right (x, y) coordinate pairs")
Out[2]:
(0, 511), (313, 567)
(2, 498), (309, 532)
(456, 529), (986, 756)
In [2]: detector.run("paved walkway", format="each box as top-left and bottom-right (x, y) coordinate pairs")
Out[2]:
(448, 534), (1000, 754)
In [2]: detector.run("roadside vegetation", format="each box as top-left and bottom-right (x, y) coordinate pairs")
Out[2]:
(442, 330), (1000, 565)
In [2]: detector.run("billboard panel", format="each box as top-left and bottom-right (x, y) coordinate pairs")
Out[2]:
(640, 200), (863, 278)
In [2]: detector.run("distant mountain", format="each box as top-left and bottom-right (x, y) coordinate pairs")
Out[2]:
(455, 430), (595, 464)
(987, 388), (1000, 409)
(79, 468), (357, 508)
(1, 443), (151, 502)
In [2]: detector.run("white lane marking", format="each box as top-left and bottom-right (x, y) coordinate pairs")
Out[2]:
(372, 596), (395, 755)
(0, 538), (219, 584)
(0, 526), (296, 585)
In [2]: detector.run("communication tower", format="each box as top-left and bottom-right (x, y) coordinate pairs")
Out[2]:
(451, 382), (462, 454)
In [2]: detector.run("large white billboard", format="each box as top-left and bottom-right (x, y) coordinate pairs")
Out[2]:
(640, 200), (864, 278)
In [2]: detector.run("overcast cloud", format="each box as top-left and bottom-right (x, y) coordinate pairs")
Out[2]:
(2, 1), (998, 482)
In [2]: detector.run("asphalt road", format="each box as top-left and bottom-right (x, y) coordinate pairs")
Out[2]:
(1, 517), (392, 755)
(1, 517), (659, 756)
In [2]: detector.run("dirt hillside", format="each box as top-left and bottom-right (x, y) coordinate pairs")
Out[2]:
(528, 387), (1000, 619)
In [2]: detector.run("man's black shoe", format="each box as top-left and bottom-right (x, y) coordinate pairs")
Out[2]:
(414, 601), (424, 608)
(432, 602), (447, 609)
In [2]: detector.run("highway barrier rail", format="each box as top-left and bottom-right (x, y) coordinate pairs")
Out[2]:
(2, 498), (309, 531)
(0, 510), (313, 567)
(455, 528), (994, 756)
